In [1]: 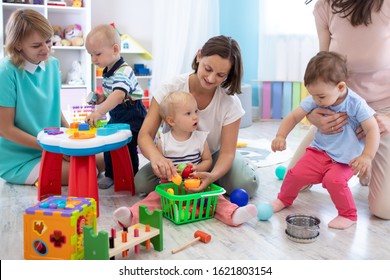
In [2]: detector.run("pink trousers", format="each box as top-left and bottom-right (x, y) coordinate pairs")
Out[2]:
(279, 147), (356, 221)
(129, 191), (240, 226)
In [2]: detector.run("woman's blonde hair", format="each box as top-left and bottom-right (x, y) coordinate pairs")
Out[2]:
(5, 9), (53, 67)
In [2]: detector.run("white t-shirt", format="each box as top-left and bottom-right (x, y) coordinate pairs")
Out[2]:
(160, 130), (209, 165)
(154, 73), (245, 153)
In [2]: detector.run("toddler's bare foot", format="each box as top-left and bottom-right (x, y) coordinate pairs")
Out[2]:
(328, 216), (356, 230)
(271, 199), (286, 212)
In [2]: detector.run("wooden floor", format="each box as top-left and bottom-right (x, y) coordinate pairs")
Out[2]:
(1, 120), (390, 260)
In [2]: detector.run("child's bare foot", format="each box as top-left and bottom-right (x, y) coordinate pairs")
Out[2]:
(232, 204), (258, 225)
(328, 216), (356, 230)
(271, 199), (286, 212)
(113, 207), (132, 228)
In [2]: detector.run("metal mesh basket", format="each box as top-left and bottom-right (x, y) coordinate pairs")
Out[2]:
(286, 214), (320, 239)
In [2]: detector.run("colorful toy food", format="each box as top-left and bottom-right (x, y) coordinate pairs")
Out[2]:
(184, 178), (201, 189)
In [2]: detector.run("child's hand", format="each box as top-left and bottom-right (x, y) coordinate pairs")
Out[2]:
(271, 136), (286, 152)
(85, 111), (104, 127)
(95, 93), (106, 105)
(349, 154), (372, 180)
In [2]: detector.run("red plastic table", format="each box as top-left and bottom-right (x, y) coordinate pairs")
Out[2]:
(37, 125), (135, 216)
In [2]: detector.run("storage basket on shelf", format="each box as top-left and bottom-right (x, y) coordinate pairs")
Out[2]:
(155, 183), (226, 225)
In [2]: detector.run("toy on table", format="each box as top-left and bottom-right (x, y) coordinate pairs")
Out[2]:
(24, 195), (96, 260)
(84, 205), (163, 260)
(37, 123), (134, 217)
(275, 165), (287, 180)
(256, 201), (274, 221)
(171, 230), (211, 254)
(230, 188), (249, 207)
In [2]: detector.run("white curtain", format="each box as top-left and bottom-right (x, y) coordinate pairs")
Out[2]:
(150, 0), (219, 94)
(258, 0), (318, 81)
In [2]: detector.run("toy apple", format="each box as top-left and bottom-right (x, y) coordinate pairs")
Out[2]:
(181, 164), (192, 178)
(177, 163), (187, 173)
(177, 163), (192, 178)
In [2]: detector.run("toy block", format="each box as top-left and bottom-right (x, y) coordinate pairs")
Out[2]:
(84, 205), (163, 260)
(24, 196), (96, 260)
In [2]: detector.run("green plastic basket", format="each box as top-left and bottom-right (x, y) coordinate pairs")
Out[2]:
(155, 183), (226, 225)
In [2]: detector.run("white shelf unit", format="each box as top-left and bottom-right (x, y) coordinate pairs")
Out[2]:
(0, 0), (92, 113)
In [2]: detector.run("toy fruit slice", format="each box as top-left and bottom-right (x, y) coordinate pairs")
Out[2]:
(184, 178), (201, 189)
(171, 174), (182, 185)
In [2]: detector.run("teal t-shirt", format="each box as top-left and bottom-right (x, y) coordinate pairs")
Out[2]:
(0, 57), (62, 184)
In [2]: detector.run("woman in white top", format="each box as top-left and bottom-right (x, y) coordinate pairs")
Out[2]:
(135, 35), (259, 197)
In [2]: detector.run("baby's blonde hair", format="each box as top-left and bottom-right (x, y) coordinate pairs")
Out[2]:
(86, 24), (121, 48)
(159, 91), (195, 121)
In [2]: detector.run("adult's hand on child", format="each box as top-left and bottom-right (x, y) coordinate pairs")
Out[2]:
(375, 113), (390, 137)
(307, 108), (348, 134)
(356, 113), (388, 140)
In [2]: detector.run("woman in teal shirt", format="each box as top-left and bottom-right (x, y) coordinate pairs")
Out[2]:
(0, 9), (103, 185)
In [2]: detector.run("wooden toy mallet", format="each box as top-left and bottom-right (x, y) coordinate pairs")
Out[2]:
(171, 230), (211, 254)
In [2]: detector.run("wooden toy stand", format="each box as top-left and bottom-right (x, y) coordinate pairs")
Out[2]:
(84, 205), (163, 260)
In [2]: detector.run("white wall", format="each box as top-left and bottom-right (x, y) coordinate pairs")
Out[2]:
(91, 0), (154, 54)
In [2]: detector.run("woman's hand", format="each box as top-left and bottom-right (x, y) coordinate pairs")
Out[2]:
(184, 171), (215, 193)
(375, 113), (390, 137)
(150, 153), (176, 181)
(356, 113), (390, 140)
(307, 108), (348, 134)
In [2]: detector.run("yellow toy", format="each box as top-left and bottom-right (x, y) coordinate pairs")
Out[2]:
(24, 196), (96, 260)
(72, 0), (82, 7)
(171, 173), (182, 186)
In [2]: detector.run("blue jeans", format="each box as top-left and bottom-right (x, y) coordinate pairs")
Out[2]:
(104, 100), (147, 178)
